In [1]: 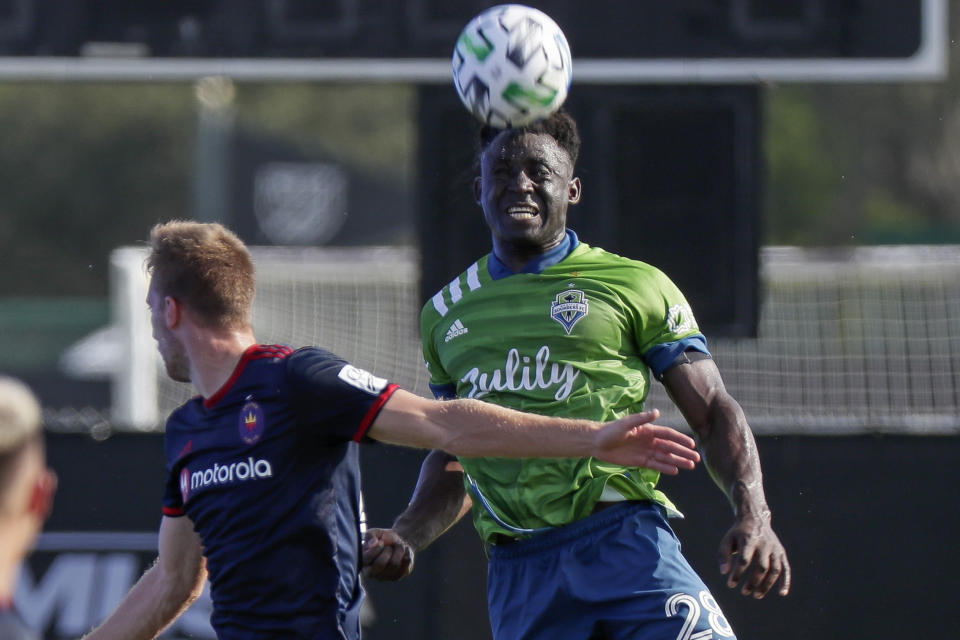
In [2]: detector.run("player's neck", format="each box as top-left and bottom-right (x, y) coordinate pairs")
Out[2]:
(186, 328), (258, 399)
(492, 238), (561, 274)
(0, 549), (20, 603)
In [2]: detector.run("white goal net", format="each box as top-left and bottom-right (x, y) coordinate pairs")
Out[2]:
(109, 244), (960, 435)
(648, 245), (960, 434)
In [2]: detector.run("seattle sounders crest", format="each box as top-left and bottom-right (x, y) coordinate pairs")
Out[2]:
(550, 288), (589, 335)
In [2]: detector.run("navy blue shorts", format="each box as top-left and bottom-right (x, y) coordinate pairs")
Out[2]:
(487, 501), (737, 640)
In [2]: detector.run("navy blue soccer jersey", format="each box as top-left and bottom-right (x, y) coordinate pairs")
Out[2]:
(162, 344), (399, 639)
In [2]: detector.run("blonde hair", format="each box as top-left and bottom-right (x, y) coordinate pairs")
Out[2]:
(0, 376), (41, 454)
(0, 376), (43, 499)
(147, 220), (255, 329)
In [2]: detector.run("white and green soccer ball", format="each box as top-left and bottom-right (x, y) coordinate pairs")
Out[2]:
(453, 4), (573, 128)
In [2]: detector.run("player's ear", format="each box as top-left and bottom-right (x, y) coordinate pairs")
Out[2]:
(473, 176), (483, 204)
(568, 177), (581, 205)
(28, 468), (57, 521)
(163, 296), (181, 329)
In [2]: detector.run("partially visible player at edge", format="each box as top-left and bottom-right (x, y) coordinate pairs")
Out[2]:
(0, 376), (57, 640)
(80, 220), (700, 639)
(363, 109), (790, 639)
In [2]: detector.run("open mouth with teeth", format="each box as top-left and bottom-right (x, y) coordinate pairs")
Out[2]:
(506, 204), (539, 220)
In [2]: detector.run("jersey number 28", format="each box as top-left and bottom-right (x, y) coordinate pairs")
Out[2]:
(665, 590), (734, 640)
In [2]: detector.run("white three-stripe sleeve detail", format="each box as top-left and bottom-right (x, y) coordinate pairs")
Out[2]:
(466, 263), (481, 291)
(448, 276), (463, 303)
(431, 291), (449, 317)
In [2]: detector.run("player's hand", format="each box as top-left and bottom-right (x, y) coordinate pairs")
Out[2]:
(362, 528), (415, 581)
(718, 515), (791, 598)
(593, 409), (700, 473)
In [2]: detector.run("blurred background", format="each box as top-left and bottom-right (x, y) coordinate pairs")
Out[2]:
(2, 1), (958, 638)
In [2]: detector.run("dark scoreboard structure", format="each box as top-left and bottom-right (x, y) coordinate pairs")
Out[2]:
(0, 0), (940, 63)
(0, 0), (945, 337)
(0, 1), (944, 85)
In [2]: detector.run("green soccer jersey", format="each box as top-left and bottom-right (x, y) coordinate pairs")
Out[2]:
(421, 241), (704, 543)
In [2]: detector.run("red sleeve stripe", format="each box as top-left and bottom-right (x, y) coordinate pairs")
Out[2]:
(352, 383), (400, 443)
(163, 506), (185, 517)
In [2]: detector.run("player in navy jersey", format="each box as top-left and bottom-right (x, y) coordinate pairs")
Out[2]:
(0, 377), (57, 640)
(81, 220), (701, 640)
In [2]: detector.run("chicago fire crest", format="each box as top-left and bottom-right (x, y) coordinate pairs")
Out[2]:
(239, 400), (266, 445)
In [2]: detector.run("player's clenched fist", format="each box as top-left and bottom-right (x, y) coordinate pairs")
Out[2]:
(362, 528), (415, 581)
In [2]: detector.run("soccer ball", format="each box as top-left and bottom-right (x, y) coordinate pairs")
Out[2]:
(452, 4), (573, 128)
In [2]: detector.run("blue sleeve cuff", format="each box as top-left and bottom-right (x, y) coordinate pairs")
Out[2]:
(429, 382), (458, 400)
(644, 334), (712, 381)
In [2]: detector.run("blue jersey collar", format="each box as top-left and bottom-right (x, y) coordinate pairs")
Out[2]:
(489, 229), (580, 280)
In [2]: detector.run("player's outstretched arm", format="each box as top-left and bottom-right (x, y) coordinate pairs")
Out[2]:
(367, 389), (700, 472)
(664, 357), (791, 599)
(82, 515), (207, 639)
(363, 450), (471, 581)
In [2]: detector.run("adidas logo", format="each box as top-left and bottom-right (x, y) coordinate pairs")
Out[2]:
(444, 319), (469, 343)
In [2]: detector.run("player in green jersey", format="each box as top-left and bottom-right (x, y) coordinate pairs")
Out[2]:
(364, 109), (790, 639)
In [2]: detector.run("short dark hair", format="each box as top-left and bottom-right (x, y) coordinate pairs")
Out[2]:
(477, 108), (581, 167)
